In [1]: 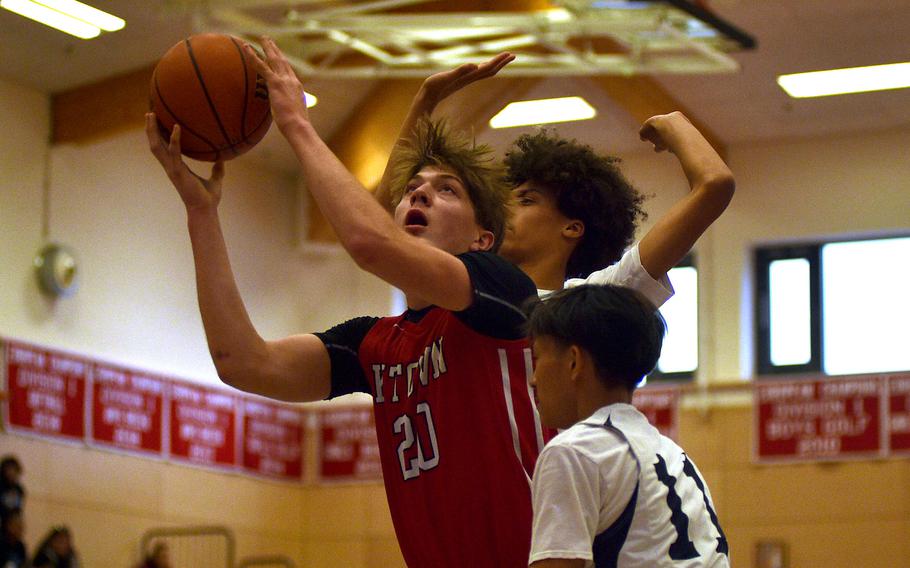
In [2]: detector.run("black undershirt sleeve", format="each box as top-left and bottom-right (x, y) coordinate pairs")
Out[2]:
(454, 251), (537, 340)
(313, 316), (379, 399)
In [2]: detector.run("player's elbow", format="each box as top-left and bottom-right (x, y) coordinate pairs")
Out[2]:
(210, 345), (266, 393)
(213, 359), (252, 392)
(345, 230), (396, 274)
(701, 170), (735, 209)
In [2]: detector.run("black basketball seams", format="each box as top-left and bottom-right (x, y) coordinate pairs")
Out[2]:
(183, 118), (271, 161)
(247, 111), (271, 143)
(185, 37), (237, 157)
(152, 70), (220, 155)
(229, 36), (251, 140)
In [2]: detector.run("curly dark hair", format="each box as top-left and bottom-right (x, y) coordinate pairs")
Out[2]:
(504, 130), (647, 278)
(390, 118), (511, 252)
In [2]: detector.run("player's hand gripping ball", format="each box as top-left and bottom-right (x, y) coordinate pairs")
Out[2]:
(150, 33), (272, 161)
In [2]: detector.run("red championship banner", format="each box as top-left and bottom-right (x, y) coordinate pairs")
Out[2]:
(633, 386), (680, 441)
(241, 398), (304, 480)
(755, 376), (885, 462)
(887, 374), (910, 454)
(90, 363), (165, 456)
(318, 405), (382, 483)
(4, 341), (87, 441)
(169, 383), (237, 469)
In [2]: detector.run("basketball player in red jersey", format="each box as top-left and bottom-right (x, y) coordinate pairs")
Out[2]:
(146, 37), (542, 568)
(374, 59), (735, 309)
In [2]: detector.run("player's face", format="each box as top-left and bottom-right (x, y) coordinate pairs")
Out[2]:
(499, 182), (574, 268)
(530, 336), (578, 429)
(393, 166), (494, 255)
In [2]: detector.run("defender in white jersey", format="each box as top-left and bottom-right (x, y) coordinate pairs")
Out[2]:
(527, 285), (728, 568)
(373, 58), (734, 305)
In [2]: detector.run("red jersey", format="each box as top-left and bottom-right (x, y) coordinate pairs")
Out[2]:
(360, 308), (543, 567)
(316, 252), (542, 567)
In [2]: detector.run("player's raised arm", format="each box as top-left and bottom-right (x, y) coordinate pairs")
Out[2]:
(373, 52), (515, 212)
(637, 111), (735, 279)
(246, 37), (494, 312)
(146, 114), (331, 402)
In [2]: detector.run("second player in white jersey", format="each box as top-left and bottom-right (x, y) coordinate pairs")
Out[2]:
(530, 403), (728, 567)
(526, 285), (729, 568)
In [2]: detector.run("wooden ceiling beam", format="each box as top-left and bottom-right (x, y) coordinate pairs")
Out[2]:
(587, 75), (727, 159)
(52, 65), (154, 145)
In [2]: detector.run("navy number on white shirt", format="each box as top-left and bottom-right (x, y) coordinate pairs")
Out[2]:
(393, 402), (440, 480)
(654, 454), (728, 560)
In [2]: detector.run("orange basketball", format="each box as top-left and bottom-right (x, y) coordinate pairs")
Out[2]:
(150, 33), (272, 162)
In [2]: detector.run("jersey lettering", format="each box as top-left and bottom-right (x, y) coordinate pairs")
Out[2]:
(406, 361), (419, 397)
(372, 337), (447, 404)
(430, 337), (447, 377)
(389, 363), (403, 402)
(371, 364), (386, 403)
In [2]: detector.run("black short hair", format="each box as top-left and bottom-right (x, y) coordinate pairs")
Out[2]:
(1, 507), (22, 528)
(0, 455), (21, 473)
(504, 130), (647, 278)
(526, 285), (665, 390)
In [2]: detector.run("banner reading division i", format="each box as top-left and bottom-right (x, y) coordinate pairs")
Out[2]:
(4, 341), (87, 442)
(241, 398), (304, 480)
(169, 383), (237, 470)
(755, 375), (884, 462)
(888, 374), (910, 454)
(90, 363), (165, 456)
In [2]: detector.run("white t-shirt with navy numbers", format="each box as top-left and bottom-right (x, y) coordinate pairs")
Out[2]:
(529, 403), (729, 567)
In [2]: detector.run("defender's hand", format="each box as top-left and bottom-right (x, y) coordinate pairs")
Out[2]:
(639, 111), (692, 153)
(146, 112), (224, 212)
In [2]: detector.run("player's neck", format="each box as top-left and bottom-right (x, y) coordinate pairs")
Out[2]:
(518, 254), (568, 292)
(576, 382), (632, 423)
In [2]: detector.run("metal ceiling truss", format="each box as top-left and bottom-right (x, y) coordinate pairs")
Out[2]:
(203, 0), (756, 78)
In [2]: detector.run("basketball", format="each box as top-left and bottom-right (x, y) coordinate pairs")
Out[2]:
(150, 33), (272, 162)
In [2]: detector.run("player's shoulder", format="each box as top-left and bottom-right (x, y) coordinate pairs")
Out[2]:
(543, 415), (630, 465)
(459, 250), (532, 281)
(456, 250), (537, 306)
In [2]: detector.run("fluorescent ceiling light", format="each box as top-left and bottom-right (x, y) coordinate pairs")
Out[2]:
(2, 0), (99, 38)
(1, 0), (124, 39)
(591, 1), (652, 9)
(39, 0), (124, 31)
(489, 96), (597, 129)
(544, 8), (573, 23)
(777, 62), (910, 98)
(403, 27), (511, 43)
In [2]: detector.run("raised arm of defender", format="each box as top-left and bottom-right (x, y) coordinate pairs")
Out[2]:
(372, 52), (515, 211)
(636, 111), (735, 279)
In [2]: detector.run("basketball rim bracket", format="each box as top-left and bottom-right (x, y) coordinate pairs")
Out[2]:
(194, 0), (757, 78)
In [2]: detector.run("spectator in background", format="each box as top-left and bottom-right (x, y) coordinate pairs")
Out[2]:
(0, 457), (24, 518)
(32, 526), (78, 568)
(0, 508), (27, 568)
(136, 542), (171, 568)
